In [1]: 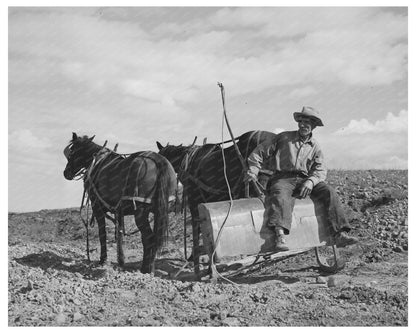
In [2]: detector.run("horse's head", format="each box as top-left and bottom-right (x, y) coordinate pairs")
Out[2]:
(156, 141), (190, 173)
(63, 132), (100, 180)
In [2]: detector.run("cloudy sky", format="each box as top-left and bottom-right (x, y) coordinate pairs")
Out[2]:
(8, 6), (408, 212)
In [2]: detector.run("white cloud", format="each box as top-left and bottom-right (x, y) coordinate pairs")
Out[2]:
(8, 7), (407, 106)
(384, 156), (408, 169)
(274, 128), (285, 134)
(318, 118), (408, 170)
(288, 86), (317, 98)
(121, 79), (168, 103)
(210, 8), (407, 87)
(334, 110), (408, 135)
(9, 129), (52, 151)
(326, 151), (408, 170)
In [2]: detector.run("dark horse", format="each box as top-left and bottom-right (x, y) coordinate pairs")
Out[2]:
(156, 130), (277, 276)
(64, 132), (177, 273)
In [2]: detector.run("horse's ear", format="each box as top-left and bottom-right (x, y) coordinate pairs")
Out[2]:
(156, 141), (164, 150)
(72, 132), (77, 141)
(88, 135), (95, 142)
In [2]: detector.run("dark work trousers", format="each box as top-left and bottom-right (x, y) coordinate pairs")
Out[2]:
(265, 175), (351, 235)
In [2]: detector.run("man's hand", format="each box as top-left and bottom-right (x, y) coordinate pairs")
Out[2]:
(298, 179), (314, 198)
(244, 170), (258, 183)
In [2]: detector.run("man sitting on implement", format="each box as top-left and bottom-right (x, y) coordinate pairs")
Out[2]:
(246, 106), (358, 252)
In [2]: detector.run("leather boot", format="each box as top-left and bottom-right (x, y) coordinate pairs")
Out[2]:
(275, 232), (289, 252)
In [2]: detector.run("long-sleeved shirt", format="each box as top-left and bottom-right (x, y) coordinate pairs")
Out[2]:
(247, 130), (327, 186)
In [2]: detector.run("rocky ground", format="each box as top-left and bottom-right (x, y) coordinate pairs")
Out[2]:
(8, 170), (408, 326)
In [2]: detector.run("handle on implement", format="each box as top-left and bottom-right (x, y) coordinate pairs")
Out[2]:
(217, 82), (266, 202)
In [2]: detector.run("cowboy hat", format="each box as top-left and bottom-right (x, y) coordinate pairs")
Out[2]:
(293, 106), (324, 127)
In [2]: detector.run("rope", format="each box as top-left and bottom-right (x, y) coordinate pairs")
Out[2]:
(209, 84), (268, 284)
(210, 109), (239, 285)
(218, 83), (249, 184)
(182, 173), (229, 195)
(208, 83), (242, 286)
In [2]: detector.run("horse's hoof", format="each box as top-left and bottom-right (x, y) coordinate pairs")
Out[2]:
(117, 255), (125, 266)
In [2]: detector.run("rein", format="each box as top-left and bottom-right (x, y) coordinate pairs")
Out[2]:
(77, 148), (110, 263)
(84, 150), (118, 212)
(177, 146), (231, 196)
(79, 187), (93, 263)
(176, 138), (258, 198)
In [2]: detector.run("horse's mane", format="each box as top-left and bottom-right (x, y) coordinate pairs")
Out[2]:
(164, 143), (198, 153)
(70, 135), (91, 144)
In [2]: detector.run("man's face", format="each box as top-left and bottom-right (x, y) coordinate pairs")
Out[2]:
(297, 117), (316, 138)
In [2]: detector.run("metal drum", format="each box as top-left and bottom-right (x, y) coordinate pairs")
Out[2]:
(198, 197), (332, 261)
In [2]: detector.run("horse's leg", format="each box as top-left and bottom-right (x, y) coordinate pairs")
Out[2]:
(134, 206), (154, 274)
(190, 204), (202, 278)
(115, 208), (125, 267)
(113, 213), (117, 242)
(93, 206), (108, 265)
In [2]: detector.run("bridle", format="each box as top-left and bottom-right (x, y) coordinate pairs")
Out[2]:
(64, 142), (99, 181)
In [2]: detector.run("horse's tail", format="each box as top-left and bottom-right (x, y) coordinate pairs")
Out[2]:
(152, 154), (175, 251)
